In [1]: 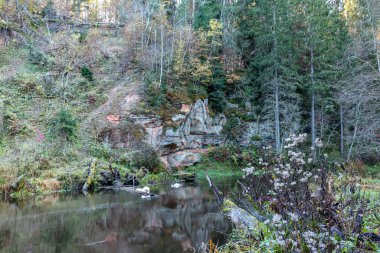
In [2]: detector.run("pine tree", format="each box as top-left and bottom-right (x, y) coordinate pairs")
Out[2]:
(238, 0), (301, 152)
(298, 0), (348, 148)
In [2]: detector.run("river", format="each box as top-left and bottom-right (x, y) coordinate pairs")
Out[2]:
(0, 182), (233, 253)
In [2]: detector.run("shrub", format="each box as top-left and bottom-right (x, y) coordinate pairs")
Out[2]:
(12, 72), (43, 95)
(28, 47), (48, 66)
(0, 141), (53, 179)
(78, 32), (87, 43)
(208, 145), (258, 166)
(223, 117), (245, 142)
(81, 66), (94, 82)
(235, 134), (380, 252)
(145, 84), (166, 108)
(365, 164), (380, 177)
(122, 146), (161, 172)
(50, 108), (77, 141)
(88, 142), (113, 159)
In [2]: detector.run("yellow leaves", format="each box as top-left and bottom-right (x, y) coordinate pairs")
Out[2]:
(209, 239), (219, 253)
(207, 19), (223, 38)
(226, 73), (241, 84)
(207, 19), (223, 48)
(173, 40), (185, 75)
(191, 58), (212, 85)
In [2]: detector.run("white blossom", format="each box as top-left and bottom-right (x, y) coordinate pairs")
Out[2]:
(288, 212), (299, 221)
(315, 138), (323, 148)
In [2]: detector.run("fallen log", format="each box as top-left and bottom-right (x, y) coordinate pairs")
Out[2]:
(205, 173), (264, 232)
(221, 199), (261, 230)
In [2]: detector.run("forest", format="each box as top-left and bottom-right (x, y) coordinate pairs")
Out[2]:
(0, 0), (379, 252)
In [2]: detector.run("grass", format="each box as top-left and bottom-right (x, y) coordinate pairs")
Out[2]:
(184, 159), (243, 180)
(360, 177), (380, 196)
(365, 164), (380, 178)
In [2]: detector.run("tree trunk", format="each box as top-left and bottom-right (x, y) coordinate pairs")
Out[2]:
(320, 109), (324, 139)
(340, 102), (344, 158)
(154, 29), (157, 71)
(310, 48), (316, 148)
(159, 24), (164, 88)
(365, 0), (380, 74)
(347, 103), (360, 161)
(169, 18), (176, 69)
(273, 5), (281, 153)
(192, 0), (196, 26)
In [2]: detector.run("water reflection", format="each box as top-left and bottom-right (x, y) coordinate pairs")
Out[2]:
(0, 185), (231, 253)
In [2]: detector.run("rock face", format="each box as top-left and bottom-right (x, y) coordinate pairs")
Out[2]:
(100, 99), (226, 168)
(237, 121), (273, 147)
(132, 99), (226, 168)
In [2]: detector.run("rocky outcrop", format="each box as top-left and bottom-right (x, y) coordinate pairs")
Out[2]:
(100, 99), (226, 168)
(132, 99), (226, 168)
(162, 150), (206, 168)
(237, 121), (273, 147)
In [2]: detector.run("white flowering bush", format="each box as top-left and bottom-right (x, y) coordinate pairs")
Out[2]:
(229, 134), (380, 253)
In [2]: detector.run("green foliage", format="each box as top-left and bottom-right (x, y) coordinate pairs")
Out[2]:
(125, 147), (161, 172)
(194, 0), (221, 29)
(41, 0), (57, 19)
(207, 145), (258, 166)
(0, 141), (53, 179)
(251, 134), (262, 142)
(50, 108), (77, 141)
(15, 73), (44, 95)
(145, 84), (166, 108)
(78, 31), (87, 43)
(28, 47), (49, 66)
(88, 142), (113, 160)
(185, 159), (243, 180)
(80, 66), (94, 81)
(222, 117), (244, 142)
(217, 134), (380, 252)
(365, 164), (380, 177)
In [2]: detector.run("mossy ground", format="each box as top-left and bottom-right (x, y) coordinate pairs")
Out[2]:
(184, 160), (243, 180)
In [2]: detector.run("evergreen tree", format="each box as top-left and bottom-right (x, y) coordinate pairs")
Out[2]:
(238, 0), (301, 152)
(298, 0), (348, 148)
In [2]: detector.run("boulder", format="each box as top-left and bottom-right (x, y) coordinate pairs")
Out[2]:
(162, 150), (209, 168)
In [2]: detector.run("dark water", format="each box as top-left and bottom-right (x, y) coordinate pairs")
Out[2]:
(0, 183), (232, 253)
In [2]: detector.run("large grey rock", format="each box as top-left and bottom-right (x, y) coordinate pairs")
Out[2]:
(162, 150), (204, 168)
(135, 99), (226, 168)
(237, 121), (273, 147)
(100, 98), (227, 168)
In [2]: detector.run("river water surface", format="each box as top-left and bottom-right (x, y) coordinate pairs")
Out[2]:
(0, 183), (232, 253)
